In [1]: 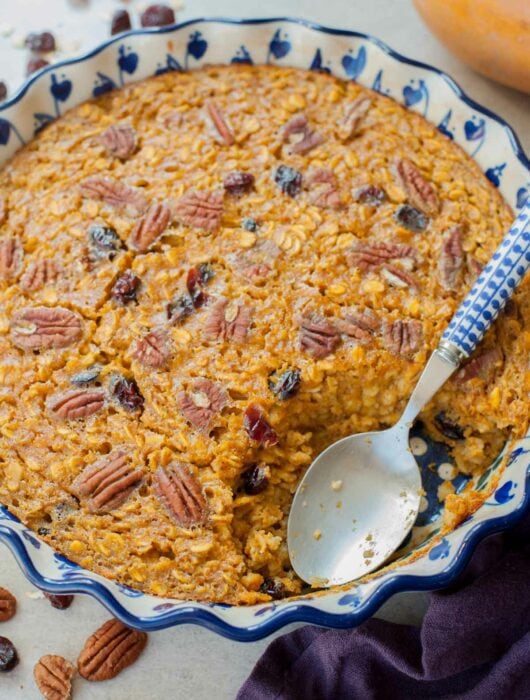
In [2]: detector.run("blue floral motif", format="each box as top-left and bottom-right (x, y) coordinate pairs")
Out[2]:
(187, 31), (208, 62)
(437, 110), (454, 140)
(0, 117), (25, 146)
(428, 538), (450, 561)
(507, 446), (530, 467)
(50, 73), (72, 117)
(116, 583), (144, 598)
(268, 29), (291, 62)
(254, 603), (278, 617)
(22, 529), (41, 549)
(403, 79), (429, 116)
(231, 46), (253, 65)
(92, 72), (118, 98)
(53, 553), (80, 571)
(117, 45), (139, 85)
(493, 480), (516, 504)
(516, 185), (529, 209)
(464, 116), (486, 157)
(309, 48), (330, 74)
(371, 69), (383, 93)
(338, 592), (361, 607)
(33, 112), (55, 135)
(0, 505), (18, 522)
(155, 54), (183, 75)
(153, 602), (177, 611)
(485, 163), (506, 187)
(341, 46), (366, 80)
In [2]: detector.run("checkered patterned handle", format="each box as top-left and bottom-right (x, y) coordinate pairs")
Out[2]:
(441, 202), (530, 358)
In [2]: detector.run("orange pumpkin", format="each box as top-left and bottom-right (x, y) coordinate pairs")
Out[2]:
(413, 0), (530, 93)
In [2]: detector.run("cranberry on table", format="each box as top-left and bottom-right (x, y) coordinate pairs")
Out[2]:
(0, 82), (7, 102)
(140, 4), (176, 28)
(0, 637), (19, 672)
(111, 9), (132, 35)
(25, 31), (56, 52)
(44, 592), (74, 610)
(26, 58), (49, 76)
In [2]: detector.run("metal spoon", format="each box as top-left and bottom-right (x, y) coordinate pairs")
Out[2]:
(287, 202), (530, 587)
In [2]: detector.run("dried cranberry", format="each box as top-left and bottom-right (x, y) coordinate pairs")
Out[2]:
(434, 411), (465, 441)
(26, 58), (49, 76)
(89, 224), (122, 260)
(223, 171), (255, 197)
(274, 165), (302, 197)
(111, 270), (141, 304)
(111, 9), (132, 35)
(241, 217), (258, 232)
(268, 368), (301, 400)
(110, 375), (144, 412)
(197, 262), (214, 285)
(140, 4), (176, 27)
(259, 577), (285, 600)
(395, 204), (428, 233)
(167, 294), (194, 322)
(25, 31), (56, 52)
(243, 464), (269, 495)
(356, 185), (387, 206)
(244, 405), (279, 446)
(0, 82), (7, 102)
(44, 592), (74, 610)
(0, 637), (18, 672)
(37, 527), (50, 536)
(186, 267), (207, 308)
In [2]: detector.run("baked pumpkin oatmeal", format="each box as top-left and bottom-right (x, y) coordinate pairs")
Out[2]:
(0, 65), (528, 604)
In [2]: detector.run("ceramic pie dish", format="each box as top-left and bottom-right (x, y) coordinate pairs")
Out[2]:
(0, 17), (529, 640)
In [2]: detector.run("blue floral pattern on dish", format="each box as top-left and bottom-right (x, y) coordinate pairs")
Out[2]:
(0, 18), (528, 641)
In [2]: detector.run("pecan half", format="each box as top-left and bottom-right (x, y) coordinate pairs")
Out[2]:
(174, 189), (224, 232)
(380, 264), (418, 290)
(0, 587), (16, 622)
(20, 259), (59, 292)
(347, 242), (417, 271)
(205, 100), (235, 145)
(80, 177), (147, 215)
(454, 346), (503, 384)
(72, 450), (142, 513)
(133, 328), (170, 368)
(381, 320), (422, 357)
(299, 314), (341, 358)
(178, 378), (228, 432)
(438, 225), (464, 290)
(129, 202), (171, 252)
(34, 655), (76, 700)
(50, 390), (105, 420)
(282, 113), (323, 155)
(307, 168), (341, 209)
(10, 307), (82, 350)
(204, 298), (252, 342)
(0, 196), (6, 225)
(153, 463), (208, 527)
(337, 309), (380, 342)
(0, 237), (23, 280)
(77, 619), (147, 682)
(337, 96), (371, 141)
(99, 123), (138, 160)
(396, 159), (439, 216)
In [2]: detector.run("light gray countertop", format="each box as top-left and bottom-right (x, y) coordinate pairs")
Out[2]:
(0, 1), (528, 698)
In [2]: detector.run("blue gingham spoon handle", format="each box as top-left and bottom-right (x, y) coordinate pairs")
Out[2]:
(441, 201), (530, 359)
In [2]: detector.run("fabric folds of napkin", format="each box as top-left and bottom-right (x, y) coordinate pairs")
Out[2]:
(238, 510), (530, 699)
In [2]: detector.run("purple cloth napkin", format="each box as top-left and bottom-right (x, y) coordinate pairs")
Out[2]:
(238, 510), (530, 699)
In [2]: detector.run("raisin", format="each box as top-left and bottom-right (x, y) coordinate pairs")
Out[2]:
(268, 369), (301, 400)
(110, 375), (144, 412)
(25, 31), (55, 52)
(274, 165), (302, 197)
(0, 82), (7, 102)
(241, 217), (258, 232)
(71, 365), (102, 386)
(186, 267), (207, 308)
(244, 405), (279, 446)
(89, 224), (122, 259)
(26, 58), (49, 76)
(434, 411), (465, 441)
(111, 271), (141, 304)
(167, 294), (194, 322)
(243, 464), (269, 495)
(223, 171), (255, 197)
(140, 4), (176, 27)
(395, 204), (428, 233)
(0, 637), (18, 672)
(44, 592), (74, 610)
(356, 185), (387, 206)
(37, 527), (50, 536)
(111, 9), (132, 35)
(259, 577), (285, 600)
(197, 262), (214, 285)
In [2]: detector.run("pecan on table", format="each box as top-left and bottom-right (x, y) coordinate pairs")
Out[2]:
(0, 587), (16, 622)
(78, 618), (147, 681)
(34, 654), (75, 700)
